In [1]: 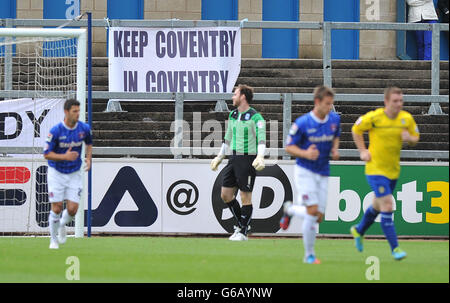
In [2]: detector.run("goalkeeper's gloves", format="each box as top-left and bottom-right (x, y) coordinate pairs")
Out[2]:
(252, 155), (265, 171)
(211, 143), (229, 171)
(210, 155), (224, 171)
(252, 144), (266, 171)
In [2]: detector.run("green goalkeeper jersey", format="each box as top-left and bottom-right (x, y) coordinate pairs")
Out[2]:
(224, 107), (266, 155)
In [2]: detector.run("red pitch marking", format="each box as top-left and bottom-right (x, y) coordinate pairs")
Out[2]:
(0, 167), (31, 184)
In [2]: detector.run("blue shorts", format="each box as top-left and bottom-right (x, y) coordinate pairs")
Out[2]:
(366, 175), (397, 198)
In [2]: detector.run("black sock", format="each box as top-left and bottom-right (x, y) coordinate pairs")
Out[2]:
(240, 204), (253, 235)
(226, 199), (242, 228)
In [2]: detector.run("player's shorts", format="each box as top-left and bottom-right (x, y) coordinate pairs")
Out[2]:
(222, 155), (257, 192)
(294, 165), (329, 214)
(366, 175), (397, 198)
(47, 166), (83, 203)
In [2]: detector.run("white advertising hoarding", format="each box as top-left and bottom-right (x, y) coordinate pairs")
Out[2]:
(0, 159), (303, 235)
(2, 158), (447, 236)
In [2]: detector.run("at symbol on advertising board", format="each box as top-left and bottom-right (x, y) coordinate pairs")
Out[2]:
(167, 180), (199, 215)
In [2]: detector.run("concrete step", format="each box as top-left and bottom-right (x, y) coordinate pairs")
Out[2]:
(226, 86), (450, 95)
(92, 111), (449, 124)
(94, 139), (172, 147)
(339, 113), (448, 124)
(237, 77), (449, 89)
(91, 121), (449, 137)
(88, 84), (449, 95)
(92, 139), (448, 151)
(91, 99), (448, 113)
(92, 130), (279, 140)
(93, 102), (437, 115)
(239, 68), (449, 80)
(29, 73), (450, 90)
(91, 85), (108, 91)
(91, 99), (445, 107)
(339, 123), (448, 133)
(91, 57), (108, 67)
(241, 59), (449, 70)
(92, 121), (173, 131)
(93, 102), (222, 112)
(92, 129), (448, 143)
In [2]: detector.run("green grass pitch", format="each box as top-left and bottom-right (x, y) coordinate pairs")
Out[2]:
(0, 236), (448, 283)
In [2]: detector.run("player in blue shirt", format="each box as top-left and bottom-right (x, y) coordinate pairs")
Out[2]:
(280, 86), (340, 264)
(44, 99), (92, 249)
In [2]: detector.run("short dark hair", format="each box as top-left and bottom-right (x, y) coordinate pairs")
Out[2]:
(237, 84), (254, 103)
(313, 85), (335, 101)
(64, 99), (80, 111)
(384, 86), (403, 100)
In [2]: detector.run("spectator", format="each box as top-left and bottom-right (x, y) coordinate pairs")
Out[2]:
(437, 0), (449, 39)
(406, 0), (439, 60)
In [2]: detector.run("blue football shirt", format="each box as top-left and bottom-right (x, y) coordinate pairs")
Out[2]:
(44, 121), (93, 174)
(286, 111), (341, 176)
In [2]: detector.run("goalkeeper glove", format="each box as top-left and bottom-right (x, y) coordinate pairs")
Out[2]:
(252, 155), (265, 171)
(210, 155), (224, 171)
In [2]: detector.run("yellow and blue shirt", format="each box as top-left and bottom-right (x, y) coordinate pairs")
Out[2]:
(352, 108), (419, 180)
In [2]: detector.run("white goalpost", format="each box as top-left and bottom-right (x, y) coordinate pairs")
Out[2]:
(0, 27), (87, 238)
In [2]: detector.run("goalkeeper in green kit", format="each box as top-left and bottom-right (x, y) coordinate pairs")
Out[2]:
(210, 84), (266, 241)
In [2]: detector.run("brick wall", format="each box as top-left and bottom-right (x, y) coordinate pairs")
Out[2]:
(239, 0), (263, 58)
(147, 0), (201, 20)
(86, 0), (203, 56)
(84, 0), (107, 57)
(16, 0), (43, 19)
(299, 0), (323, 59)
(13, 0), (399, 59)
(360, 0), (397, 59)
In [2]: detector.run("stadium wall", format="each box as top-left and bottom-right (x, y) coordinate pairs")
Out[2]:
(2, 158), (448, 237)
(13, 0), (400, 59)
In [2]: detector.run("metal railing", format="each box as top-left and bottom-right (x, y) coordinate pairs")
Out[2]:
(1, 146), (448, 161)
(93, 91), (448, 160)
(0, 91), (448, 161)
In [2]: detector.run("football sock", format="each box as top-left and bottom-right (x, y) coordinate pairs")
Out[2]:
(356, 206), (379, 235)
(380, 212), (398, 251)
(302, 214), (318, 257)
(59, 209), (74, 226)
(288, 204), (307, 219)
(226, 199), (242, 228)
(49, 210), (61, 242)
(240, 204), (253, 235)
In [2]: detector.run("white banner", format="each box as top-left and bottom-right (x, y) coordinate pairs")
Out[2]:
(0, 98), (64, 149)
(0, 159), (302, 235)
(108, 27), (241, 93)
(91, 162), (163, 233)
(2, 159), (447, 235)
(161, 161), (302, 235)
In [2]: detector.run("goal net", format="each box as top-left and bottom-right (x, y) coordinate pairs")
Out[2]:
(0, 27), (87, 237)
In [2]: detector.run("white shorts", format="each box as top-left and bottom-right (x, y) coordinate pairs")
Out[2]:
(294, 165), (329, 214)
(47, 166), (82, 203)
